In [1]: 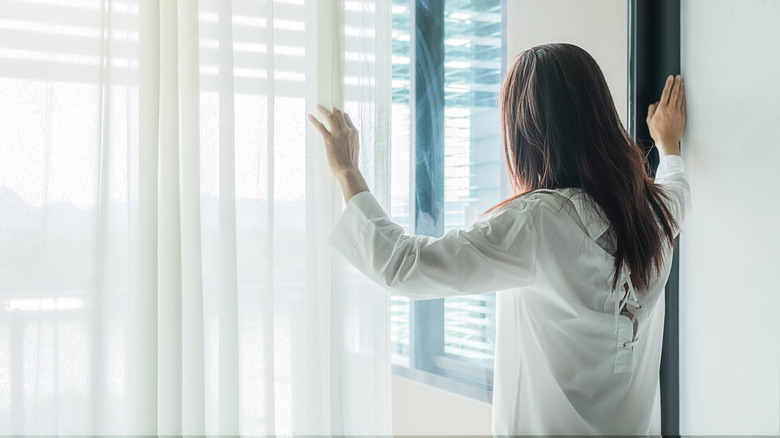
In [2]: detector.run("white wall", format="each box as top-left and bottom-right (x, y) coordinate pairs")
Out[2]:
(391, 1), (628, 434)
(680, 1), (780, 435)
(391, 375), (492, 435)
(506, 0), (628, 123)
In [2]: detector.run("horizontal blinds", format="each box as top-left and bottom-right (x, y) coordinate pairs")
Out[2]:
(390, 0), (503, 367)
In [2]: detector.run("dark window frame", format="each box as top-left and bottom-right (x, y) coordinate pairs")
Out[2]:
(628, 0), (681, 434)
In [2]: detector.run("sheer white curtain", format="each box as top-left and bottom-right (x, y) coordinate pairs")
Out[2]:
(0, 0), (391, 434)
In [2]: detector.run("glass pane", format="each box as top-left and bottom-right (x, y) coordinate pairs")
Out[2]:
(389, 0), (503, 368)
(441, 0), (503, 363)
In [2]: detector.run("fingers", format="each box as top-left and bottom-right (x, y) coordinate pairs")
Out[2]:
(679, 77), (686, 112)
(333, 107), (348, 128)
(317, 104), (341, 130)
(308, 114), (331, 139)
(316, 104), (357, 132)
(670, 75), (682, 107)
(344, 112), (356, 129)
(313, 104), (359, 136)
(659, 75), (674, 106)
(647, 102), (658, 123)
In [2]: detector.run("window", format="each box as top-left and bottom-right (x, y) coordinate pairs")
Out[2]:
(389, 0), (505, 400)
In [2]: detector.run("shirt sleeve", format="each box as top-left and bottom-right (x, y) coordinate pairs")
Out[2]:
(329, 191), (537, 300)
(655, 154), (692, 234)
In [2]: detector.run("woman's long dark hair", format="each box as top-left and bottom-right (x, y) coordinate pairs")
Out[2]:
(494, 43), (676, 291)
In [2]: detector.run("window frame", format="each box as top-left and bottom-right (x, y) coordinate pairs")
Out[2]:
(627, 0), (681, 433)
(390, 0), (507, 402)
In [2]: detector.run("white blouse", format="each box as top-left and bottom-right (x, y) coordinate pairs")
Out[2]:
(330, 155), (690, 435)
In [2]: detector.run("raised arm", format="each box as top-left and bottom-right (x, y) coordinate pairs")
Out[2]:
(309, 105), (536, 298)
(329, 191), (537, 299)
(647, 75), (690, 229)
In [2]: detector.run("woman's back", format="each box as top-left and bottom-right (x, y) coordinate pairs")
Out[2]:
(492, 154), (688, 434)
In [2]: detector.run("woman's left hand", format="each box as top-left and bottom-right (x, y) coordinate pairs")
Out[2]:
(308, 105), (369, 202)
(308, 105), (360, 179)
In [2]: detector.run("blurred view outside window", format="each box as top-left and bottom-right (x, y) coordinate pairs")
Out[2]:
(389, 0), (504, 389)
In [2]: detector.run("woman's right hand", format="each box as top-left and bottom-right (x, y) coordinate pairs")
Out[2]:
(646, 75), (686, 158)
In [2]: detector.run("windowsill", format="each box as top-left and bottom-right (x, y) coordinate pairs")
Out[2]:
(391, 372), (493, 435)
(392, 363), (493, 404)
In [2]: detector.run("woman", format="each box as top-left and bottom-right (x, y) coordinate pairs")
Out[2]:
(308, 43), (689, 435)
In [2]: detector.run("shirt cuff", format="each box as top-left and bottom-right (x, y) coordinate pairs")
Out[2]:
(329, 190), (388, 255)
(346, 191), (387, 220)
(657, 154), (685, 176)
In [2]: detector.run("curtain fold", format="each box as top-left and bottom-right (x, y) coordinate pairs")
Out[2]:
(0, 0), (390, 434)
(177, 1), (207, 434)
